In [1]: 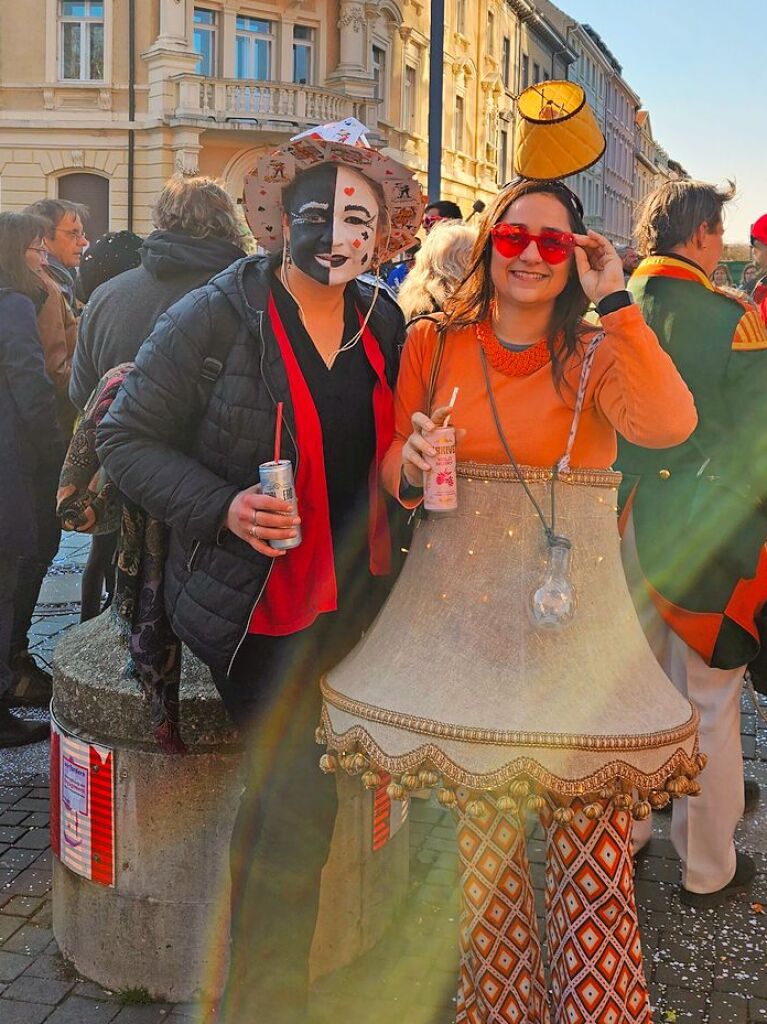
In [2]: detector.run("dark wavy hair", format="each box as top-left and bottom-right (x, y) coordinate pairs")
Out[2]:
(0, 212), (50, 302)
(442, 178), (591, 389)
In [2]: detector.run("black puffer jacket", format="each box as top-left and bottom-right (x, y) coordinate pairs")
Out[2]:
(97, 256), (406, 679)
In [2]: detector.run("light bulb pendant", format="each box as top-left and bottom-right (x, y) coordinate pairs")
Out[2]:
(529, 534), (576, 631)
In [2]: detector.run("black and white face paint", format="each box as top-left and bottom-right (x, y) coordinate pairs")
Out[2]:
(285, 163), (380, 286)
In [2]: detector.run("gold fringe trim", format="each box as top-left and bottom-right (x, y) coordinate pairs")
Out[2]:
(457, 461), (622, 489)
(319, 706), (700, 796)
(321, 678), (699, 753)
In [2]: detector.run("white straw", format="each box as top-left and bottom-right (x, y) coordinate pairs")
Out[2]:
(443, 386), (460, 428)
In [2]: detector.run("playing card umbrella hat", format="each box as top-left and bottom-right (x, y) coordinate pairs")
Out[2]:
(515, 80), (606, 182)
(243, 117), (426, 261)
(319, 466), (702, 821)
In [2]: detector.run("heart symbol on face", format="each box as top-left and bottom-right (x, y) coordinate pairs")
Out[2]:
(258, 206), (266, 212)
(385, 170), (393, 176)
(260, 190), (267, 196)
(352, 239), (361, 248)
(344, 187), (355, 196)
(265, 225), (273, 232)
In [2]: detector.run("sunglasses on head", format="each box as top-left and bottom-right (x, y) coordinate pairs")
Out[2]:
(490, 224), (575, 264)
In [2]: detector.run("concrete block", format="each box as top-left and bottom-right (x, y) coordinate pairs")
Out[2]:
(52, 612), (410, 1001)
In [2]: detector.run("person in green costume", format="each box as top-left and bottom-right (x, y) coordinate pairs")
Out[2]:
(617, 179), (767, 909)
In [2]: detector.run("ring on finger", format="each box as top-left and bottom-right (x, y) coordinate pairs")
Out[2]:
(252, 510), (258, 526)
(249, 525), (258, 539)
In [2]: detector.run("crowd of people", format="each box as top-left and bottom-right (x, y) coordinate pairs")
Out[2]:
(2, 113), (767, 1024)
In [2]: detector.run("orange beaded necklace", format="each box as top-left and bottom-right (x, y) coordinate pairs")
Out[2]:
(476, 317), (551, 377)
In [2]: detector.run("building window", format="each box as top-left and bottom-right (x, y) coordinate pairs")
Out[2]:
(498, 127), (509, 185)
(59, 0), (104, 81)
(521, 54), (529, 90)
(456, 0), (466, 35)
(372, 44), (388, 116)
(403, 63), (417, 133)
(454, 95), (464, 152)
(193, 8), (217, 77)
(235, 17), (273, 80)
(293, 25), (314, 84)
(486, 11), (495, 55)
(533, 62), (540, 84)
(501, 36), (511, 88)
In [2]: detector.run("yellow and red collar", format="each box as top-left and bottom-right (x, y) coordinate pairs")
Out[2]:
(632, 255), (714, 291)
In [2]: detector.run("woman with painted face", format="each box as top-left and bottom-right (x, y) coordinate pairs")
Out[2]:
(97, 125), (424, 1024)
(372, 177), (698, 1024)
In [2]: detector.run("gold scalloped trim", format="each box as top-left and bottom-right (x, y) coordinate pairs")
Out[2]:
(321, 679), (699, 752)
(320, 706), (700, 795)
(456, 461), (622, 488)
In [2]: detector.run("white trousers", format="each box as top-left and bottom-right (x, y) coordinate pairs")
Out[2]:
(622, 516), (745, 894)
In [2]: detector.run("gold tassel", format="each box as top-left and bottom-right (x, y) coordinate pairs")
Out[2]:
(632, 800), (652, 821)
(387, 781), (406, 801)
(553, 806), (574, 826)
(648, 790), (670, 810)
(510, 779), (530, 799)
(496, 794), (516, 813)
(319, 753), (337, 774)
(695, 752), (708, 773)
(613, 792), (633, 811)
(527, 794), (547, 813)
(314, 725), (326, 745)
(400, 772), (421, 791)
(583, 802), (603, 820)
(437, 788), (457, 808)
(362, 770), (382, 790)
(418, 770), (439, 788)
(467, 799), (486, 819)
(686, 779), (702, 797)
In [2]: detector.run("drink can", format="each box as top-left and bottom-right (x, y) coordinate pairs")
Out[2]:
(258, 460), (302, 550)
(422, 426), (458, 512)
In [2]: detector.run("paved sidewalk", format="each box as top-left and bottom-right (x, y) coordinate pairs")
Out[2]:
(1, 534), (767, 1023)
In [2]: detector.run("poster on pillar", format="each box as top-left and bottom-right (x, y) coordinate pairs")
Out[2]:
(50, 716), (116, 887)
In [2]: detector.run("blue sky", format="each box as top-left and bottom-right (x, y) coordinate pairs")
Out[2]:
(559, 1), (767, 243)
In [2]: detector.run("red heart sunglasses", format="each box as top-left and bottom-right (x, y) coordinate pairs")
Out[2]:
(490, 224), (575, 265)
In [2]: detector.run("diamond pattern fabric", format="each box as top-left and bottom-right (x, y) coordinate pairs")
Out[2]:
(454, 793), (652, 1024)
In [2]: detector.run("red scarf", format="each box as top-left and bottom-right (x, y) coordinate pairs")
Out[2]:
(249, 294), (394, 636)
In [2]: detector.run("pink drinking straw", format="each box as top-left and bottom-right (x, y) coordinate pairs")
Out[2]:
(443, 387), (459, 428)
(274, 402), (284, 463)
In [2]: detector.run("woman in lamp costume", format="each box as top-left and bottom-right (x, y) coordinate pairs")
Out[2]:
(319, 84), (703, 1024)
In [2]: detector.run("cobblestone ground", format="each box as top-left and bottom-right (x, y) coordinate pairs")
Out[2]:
(1, 534), (766, 1023)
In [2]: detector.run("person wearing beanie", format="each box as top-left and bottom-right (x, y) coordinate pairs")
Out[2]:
(749, 213), (767, 324)
(77, 230), (144, 305)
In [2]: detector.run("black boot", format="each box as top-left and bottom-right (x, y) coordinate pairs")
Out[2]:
(8, 652), (53, 707)
(0, 705), (49, 748)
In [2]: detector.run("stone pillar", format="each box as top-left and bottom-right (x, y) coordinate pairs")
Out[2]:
(51, 612), (409, 1002)
(328, 0), (367, 80)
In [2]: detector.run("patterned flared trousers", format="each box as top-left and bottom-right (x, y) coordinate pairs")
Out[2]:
(454, 794), (652, 1024)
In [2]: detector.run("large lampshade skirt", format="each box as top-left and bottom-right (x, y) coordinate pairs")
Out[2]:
(320, 465), (702, 819)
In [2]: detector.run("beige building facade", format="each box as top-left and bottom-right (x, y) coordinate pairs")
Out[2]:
(0, 0), (583, 237)
(0, 0), (689, 244)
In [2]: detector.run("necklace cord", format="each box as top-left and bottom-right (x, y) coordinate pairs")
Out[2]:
(478, 345), (558, 544)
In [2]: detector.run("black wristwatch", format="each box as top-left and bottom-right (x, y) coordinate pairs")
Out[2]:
(595, 290), (633, 318)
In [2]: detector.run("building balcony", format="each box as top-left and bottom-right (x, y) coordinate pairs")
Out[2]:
(173, 75), (364, 128)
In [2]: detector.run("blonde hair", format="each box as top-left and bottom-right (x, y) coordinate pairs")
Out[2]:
(398, 221), (478, 320)
(151, 174), (242, 247)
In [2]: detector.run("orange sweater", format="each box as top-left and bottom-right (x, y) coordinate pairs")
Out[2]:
(381, 305), (697, 504)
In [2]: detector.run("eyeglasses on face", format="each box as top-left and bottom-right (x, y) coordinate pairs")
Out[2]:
(55, 227), (87, 240)
(490, 224), (575, 265)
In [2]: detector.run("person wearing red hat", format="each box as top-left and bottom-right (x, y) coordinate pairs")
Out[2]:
(750, 213), (767, 324)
